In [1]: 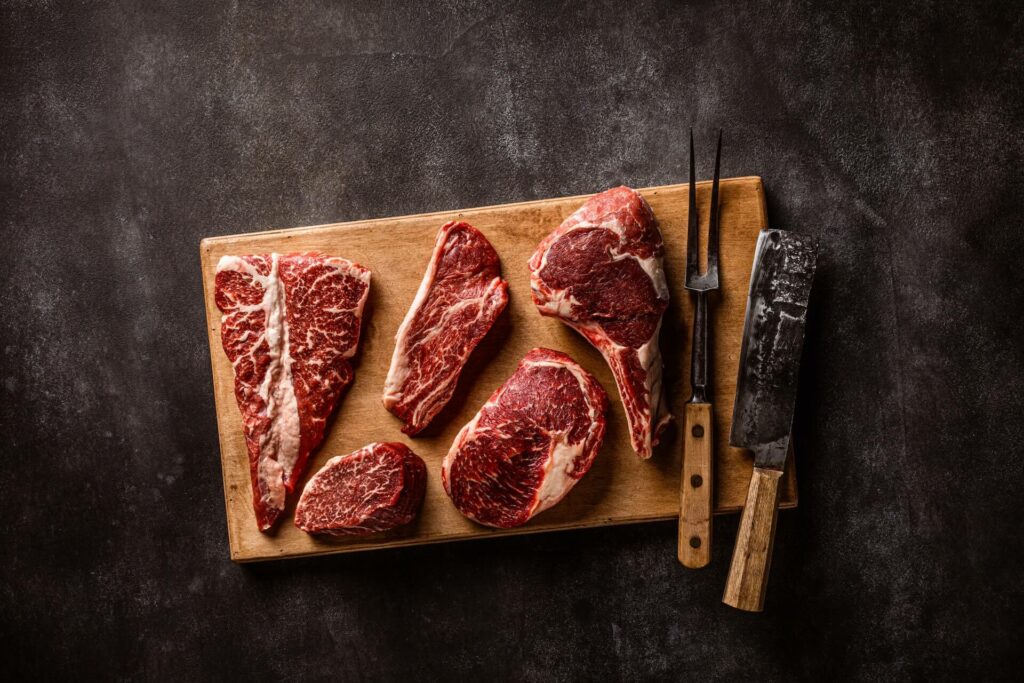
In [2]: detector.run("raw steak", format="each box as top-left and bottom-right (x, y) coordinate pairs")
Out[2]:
(442, 348), (608, 528)
(528, 186), (670, 459)
(295, 442), (427, 536)
(215, 252), (370, 532)
(383, 221), (509, 434)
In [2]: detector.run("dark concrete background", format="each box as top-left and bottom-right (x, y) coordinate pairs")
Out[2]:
(3, 0), (1022, 679)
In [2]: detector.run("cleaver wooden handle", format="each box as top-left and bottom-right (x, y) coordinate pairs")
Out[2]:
(678, 402), (714, 568)
(722, 466), (782, 611)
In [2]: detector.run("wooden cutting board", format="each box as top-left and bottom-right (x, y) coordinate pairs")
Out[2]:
(200, 176), (797, 562)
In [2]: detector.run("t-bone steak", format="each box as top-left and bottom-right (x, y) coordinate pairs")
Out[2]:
(441, 348), (608, 528)
(383, 221), (509, 435)
(215, 252), (371, 532)
(528, 186), (670, 459)
(294, 442), (427, 536)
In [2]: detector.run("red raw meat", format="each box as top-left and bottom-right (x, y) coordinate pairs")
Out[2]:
(383, 221), (509, 434)
(441, 348), (608, 528)
(215, 253), (370, 532)
(294, 442), (427, 536)
(528, 186), (670, 459)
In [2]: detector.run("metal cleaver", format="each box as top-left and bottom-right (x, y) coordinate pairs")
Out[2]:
(722, 228), (817, 612)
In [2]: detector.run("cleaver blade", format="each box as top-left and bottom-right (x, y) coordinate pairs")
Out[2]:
(730, 228), (818, 470)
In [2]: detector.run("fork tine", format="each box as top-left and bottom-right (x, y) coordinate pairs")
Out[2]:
(687, 128), (699, 282)
(706, 129), (722, 280)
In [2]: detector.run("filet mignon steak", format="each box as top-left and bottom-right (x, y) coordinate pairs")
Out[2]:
(295, 442), (427, 536)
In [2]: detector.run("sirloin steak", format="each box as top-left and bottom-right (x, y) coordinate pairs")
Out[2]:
(528, 186), (670, 459)
(383, 221), (509, 435)
(215, 253), (370, 532)
(442, 348), (608, 528)
(295, 442), (427, 536)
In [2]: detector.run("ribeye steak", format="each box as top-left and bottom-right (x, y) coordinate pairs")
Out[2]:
(383, 221), (509, 435)
(295, 442), (427, 536)
(215, 252), (370, 532)
(442, 348), (608, 528)
(528, 186), (670, 459)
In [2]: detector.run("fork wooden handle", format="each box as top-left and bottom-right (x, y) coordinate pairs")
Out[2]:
(678, 402), (713, 568)
(722, 466), (782, 611)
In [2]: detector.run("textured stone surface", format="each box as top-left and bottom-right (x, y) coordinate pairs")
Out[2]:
(2, 0), (1023, 679)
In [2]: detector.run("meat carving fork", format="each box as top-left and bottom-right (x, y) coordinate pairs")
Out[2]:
(678, 130), (721, 569)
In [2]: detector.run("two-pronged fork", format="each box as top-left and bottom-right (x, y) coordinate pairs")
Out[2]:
(678, 130), (722, 569)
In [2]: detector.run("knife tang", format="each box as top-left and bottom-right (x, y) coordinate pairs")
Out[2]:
(689, 290), (710, 404)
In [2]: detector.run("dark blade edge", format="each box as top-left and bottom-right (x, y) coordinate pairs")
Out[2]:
(729, 229), (818, 470)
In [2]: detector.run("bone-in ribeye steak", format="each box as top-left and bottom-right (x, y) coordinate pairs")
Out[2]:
(383, 221), (509, 435)
(215, 252), (370, 532)
(294, 442), (427, 535)
(528, 186), (670, 459)
(442, 348), (608, 528)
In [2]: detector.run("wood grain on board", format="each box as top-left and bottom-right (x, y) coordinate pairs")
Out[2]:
(200, 177), (798, 562)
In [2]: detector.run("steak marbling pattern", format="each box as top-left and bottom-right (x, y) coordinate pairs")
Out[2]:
(215, 252), (370, 532)
(442, 348), (608, 528)
(383, 221), (509, 435)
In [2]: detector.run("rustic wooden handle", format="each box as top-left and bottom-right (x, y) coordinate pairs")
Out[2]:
(678, 402), (714, 568)
(722, 467), (783, 611)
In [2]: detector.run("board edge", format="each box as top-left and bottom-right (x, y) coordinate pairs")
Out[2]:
(200, 177), (766, 245)
(198, 240), (247, 562)
(230, 500), (798, 563)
